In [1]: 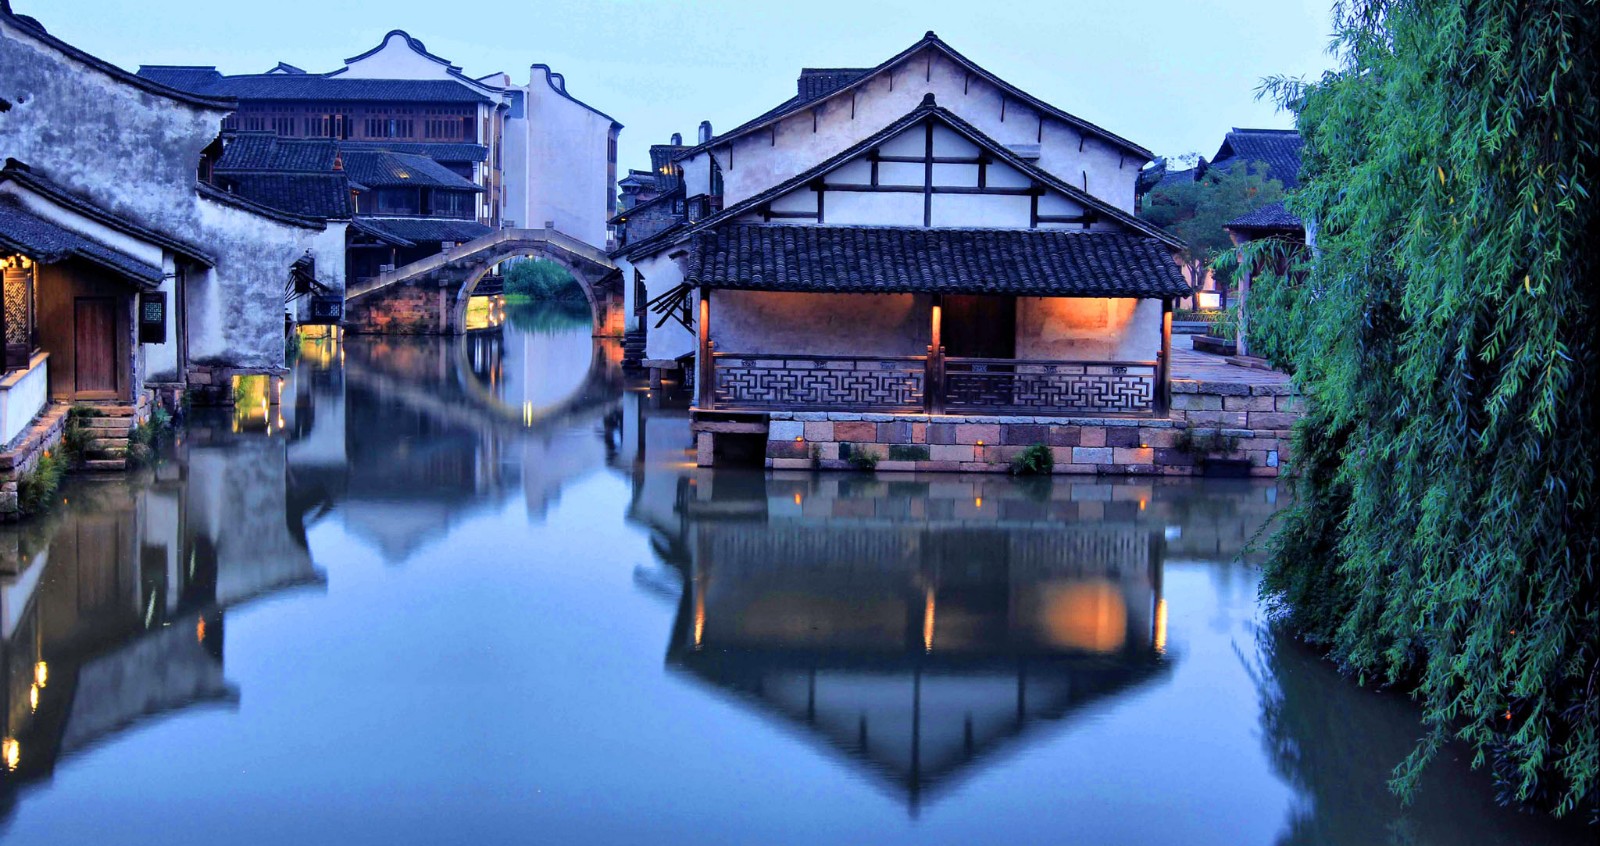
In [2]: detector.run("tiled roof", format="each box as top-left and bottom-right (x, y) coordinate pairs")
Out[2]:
(690, 224), (1191, 298)
(134, 69), (493, 104)
(1224, 200), (1303, 233)
(340, 150), (481, 191)
(134, 65), (227, 93)
(337, 141), (488, 163)
(675, 32), (1152, 163)
(681, 96), (1184, 250)
(0, 196), (161, 285)
(195, 181), (325, 229)
(220, 173), (353, 220)
(357, 217), (491, 244)
(0, 160), (214, 265)
(215, 133), (339, 173)
(797, 68), (872, 102)
(1210, 128), (1303, 189)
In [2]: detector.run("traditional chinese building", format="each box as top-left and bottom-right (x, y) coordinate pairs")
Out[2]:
(139, 29), (622, 269)
(613, 33), (1196, 472)
(0, 1), (328, 503)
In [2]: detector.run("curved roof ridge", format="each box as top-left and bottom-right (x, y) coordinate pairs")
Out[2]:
(3, 3), (237, 111)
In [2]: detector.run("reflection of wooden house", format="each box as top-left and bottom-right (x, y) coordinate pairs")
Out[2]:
(0, 431), (323, 813)
(666, 480), (1168, 807)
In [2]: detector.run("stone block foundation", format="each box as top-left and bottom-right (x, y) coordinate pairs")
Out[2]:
(692, 378), (1300, 477)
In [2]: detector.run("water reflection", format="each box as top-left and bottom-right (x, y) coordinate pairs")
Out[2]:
(285, 305), (623, 561)
(0, 425), (323, 817)
(0, 303), (1588, 843)
(657, 471), (1174, 810)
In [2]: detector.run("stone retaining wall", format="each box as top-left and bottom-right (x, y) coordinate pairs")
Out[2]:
(0, 403), (68, 520)
(725, 378), (1302, 477)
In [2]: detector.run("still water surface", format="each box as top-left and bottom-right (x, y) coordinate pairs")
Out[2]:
(0, 305), (1587, 844)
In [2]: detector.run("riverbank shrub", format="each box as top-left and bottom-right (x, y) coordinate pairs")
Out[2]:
(17, 450), (65, 515)
(1253, 0), (1597, 816)
(844, 445), (879, 471)
(1009, 444), (1053, 476)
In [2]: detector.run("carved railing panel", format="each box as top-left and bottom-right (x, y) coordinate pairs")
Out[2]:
(712, 354), (926, 412)
(943, 358), (1157, 415)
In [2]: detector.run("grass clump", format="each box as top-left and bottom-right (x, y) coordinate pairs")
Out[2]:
(1009, 443), (1054, 476)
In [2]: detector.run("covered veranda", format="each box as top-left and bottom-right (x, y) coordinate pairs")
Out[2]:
(685, 225), (1192, 419)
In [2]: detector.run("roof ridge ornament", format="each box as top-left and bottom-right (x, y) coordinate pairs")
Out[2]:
(920, 93), (937, 108)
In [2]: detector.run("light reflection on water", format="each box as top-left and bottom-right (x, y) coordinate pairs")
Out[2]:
(0, 302), (1587, 844)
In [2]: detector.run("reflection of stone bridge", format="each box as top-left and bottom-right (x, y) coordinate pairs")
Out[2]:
(343, 228), (624, 337)
(338, 332), (624, 439)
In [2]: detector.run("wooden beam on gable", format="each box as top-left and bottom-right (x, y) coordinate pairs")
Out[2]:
(923, 120), (935, 227)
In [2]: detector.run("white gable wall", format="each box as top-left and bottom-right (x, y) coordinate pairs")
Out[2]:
(731, 119), (1103, 233)
(337, 34), (459, 80)
(693, 46), (1140, 214)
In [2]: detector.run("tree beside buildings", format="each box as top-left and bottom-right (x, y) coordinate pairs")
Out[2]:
(1253, 0), (1597, 817)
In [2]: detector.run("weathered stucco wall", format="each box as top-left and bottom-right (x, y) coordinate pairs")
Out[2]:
(711, 291), (932, 357)
(1015, 297), (1162, 362)
(0, 15), (319, 377)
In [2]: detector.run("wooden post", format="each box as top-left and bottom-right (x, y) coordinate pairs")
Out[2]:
(928, 294), (944, 414)
(697, 287), (712, 409)
(1156, 298), (1173, 416)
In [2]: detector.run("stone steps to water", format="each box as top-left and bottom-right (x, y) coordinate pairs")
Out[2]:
(71, 402), (145, 471)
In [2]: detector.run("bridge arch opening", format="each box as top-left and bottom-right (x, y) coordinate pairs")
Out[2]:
(453, 244), (617, 338)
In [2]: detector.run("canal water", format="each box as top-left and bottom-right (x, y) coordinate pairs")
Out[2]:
(0, 303), (1587, 844)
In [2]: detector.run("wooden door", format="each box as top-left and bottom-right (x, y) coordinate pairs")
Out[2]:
(942, 295), (1016, 359)
(74, 297), (119, 399)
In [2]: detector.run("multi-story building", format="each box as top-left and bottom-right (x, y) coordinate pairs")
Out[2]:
(140, 30), (621, 291)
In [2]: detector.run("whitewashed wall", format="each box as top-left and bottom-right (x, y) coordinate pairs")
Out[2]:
(711, 291), (932, 357)
(688, 45), (1141, 213)
(1015, 297), (1163, 361)
(512, 66), (617, 248)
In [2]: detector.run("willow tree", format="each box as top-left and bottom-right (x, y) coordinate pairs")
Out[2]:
(1253, 0), (1598, 816)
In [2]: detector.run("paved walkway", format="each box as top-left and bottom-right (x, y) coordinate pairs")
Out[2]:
(1170, 341), (1294, 389)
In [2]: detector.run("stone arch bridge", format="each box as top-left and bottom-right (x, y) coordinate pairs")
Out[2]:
(343, 228), (623, 336)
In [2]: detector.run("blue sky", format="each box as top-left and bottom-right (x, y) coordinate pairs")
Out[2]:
(25, 0), (1334, 171)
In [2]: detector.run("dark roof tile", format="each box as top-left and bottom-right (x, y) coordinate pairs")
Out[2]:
(1210, 128), (1303, 188)
(0, 196), (162, 285)
(340, 150), (481, 191)
(215, 133), (339, 172)
(690, 224), (1190, 298)
(220, 173), (352, 220)
(135, 70), (492, 104)
(357, 217), (491, 244)
(1224, 200), (1303, 232)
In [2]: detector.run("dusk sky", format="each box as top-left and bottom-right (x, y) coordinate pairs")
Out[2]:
(26, 0), (1334, 171)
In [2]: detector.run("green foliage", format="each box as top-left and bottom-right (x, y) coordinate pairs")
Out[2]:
(1209, 306), (1241, 342)
(502, 259), (585, 302)
(127, 407), (175, 467)
(1009, 444), (1054, 476)
(1253, 0), (1598, 816)
(1142, 160), (1287, 286)
(844, 445), (880, 471)
(17, 450), (65, 515)
(505, 299), (591, 334)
